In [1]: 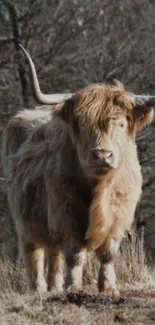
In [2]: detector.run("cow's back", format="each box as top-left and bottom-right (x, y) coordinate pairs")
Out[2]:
(1, 107), (52, 179)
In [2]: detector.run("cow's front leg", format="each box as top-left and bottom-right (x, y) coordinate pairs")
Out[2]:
(65, 247), (86, 291)
(96, 237), (120, 296)
(47, 248), (64, 293)
(20, 237), (47, 293)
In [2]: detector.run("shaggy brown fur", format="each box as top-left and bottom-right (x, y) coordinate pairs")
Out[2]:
(1, 83), (154, 294)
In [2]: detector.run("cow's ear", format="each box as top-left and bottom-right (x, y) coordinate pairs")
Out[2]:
(54, 98), (74, 124)
(133, 105), (154, 131)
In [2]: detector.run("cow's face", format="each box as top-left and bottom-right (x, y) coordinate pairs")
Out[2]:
(74, 114), (130, 177)
(55, 83), (154, 178)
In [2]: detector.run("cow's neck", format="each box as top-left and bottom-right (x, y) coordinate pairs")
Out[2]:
(85, 139), (142, 250)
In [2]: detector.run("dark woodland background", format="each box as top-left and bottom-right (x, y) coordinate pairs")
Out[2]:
(0, 0), (155, 265)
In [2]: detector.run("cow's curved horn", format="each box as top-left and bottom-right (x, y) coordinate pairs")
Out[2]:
(135, 95), (155, 107)
(19, 44), (74, 105)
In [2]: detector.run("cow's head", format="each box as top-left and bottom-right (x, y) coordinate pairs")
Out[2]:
(55, 83), (154, 178)
(19, 45), (154, 178)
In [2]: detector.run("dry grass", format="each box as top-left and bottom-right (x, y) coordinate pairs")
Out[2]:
(84, 231), (154, 290)
(0, 234), (155, 325)
(116, 231), (153, 288)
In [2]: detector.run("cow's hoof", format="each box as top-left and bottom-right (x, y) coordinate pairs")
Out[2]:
(99, 286), (120, 297)
(48, 286), (63, 294)
(36, 283), (47, 294)
(66, 285), (83, 292)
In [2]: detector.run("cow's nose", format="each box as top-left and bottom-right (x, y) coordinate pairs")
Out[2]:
(92, 149), (113, 163)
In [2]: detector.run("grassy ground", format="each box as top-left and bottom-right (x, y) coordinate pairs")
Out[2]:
(0, 234), (155, 325)
(1, 289), (155, 325)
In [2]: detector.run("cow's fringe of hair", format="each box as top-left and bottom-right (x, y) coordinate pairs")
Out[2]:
(73, 82), (135, 128)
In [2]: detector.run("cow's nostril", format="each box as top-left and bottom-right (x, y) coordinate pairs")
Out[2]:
(105, 152), (113, 163)
(92, 149), (101, 160)
(107, 152), (113, 158)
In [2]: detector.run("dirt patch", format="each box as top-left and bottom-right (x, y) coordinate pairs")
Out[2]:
(46, 289), (155, 309)
(46, 292), (131, 309)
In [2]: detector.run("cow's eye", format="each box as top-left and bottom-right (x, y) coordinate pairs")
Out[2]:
(72, 117), (79, 135)
(120, 123), (124, 128)
(126, 115), (131, 123)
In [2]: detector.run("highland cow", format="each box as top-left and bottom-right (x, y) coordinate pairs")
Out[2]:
(1, 45), (154, 295)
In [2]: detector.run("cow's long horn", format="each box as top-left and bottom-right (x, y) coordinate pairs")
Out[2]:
(19, 44), (74, 105)
(135, 95), (155, 107)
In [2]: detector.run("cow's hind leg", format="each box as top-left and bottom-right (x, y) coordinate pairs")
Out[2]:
(65, 247), (86, 291)
(20, 238), (47, 293)
(96, 237), (120, 296)
(47, 249), (64, 293)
